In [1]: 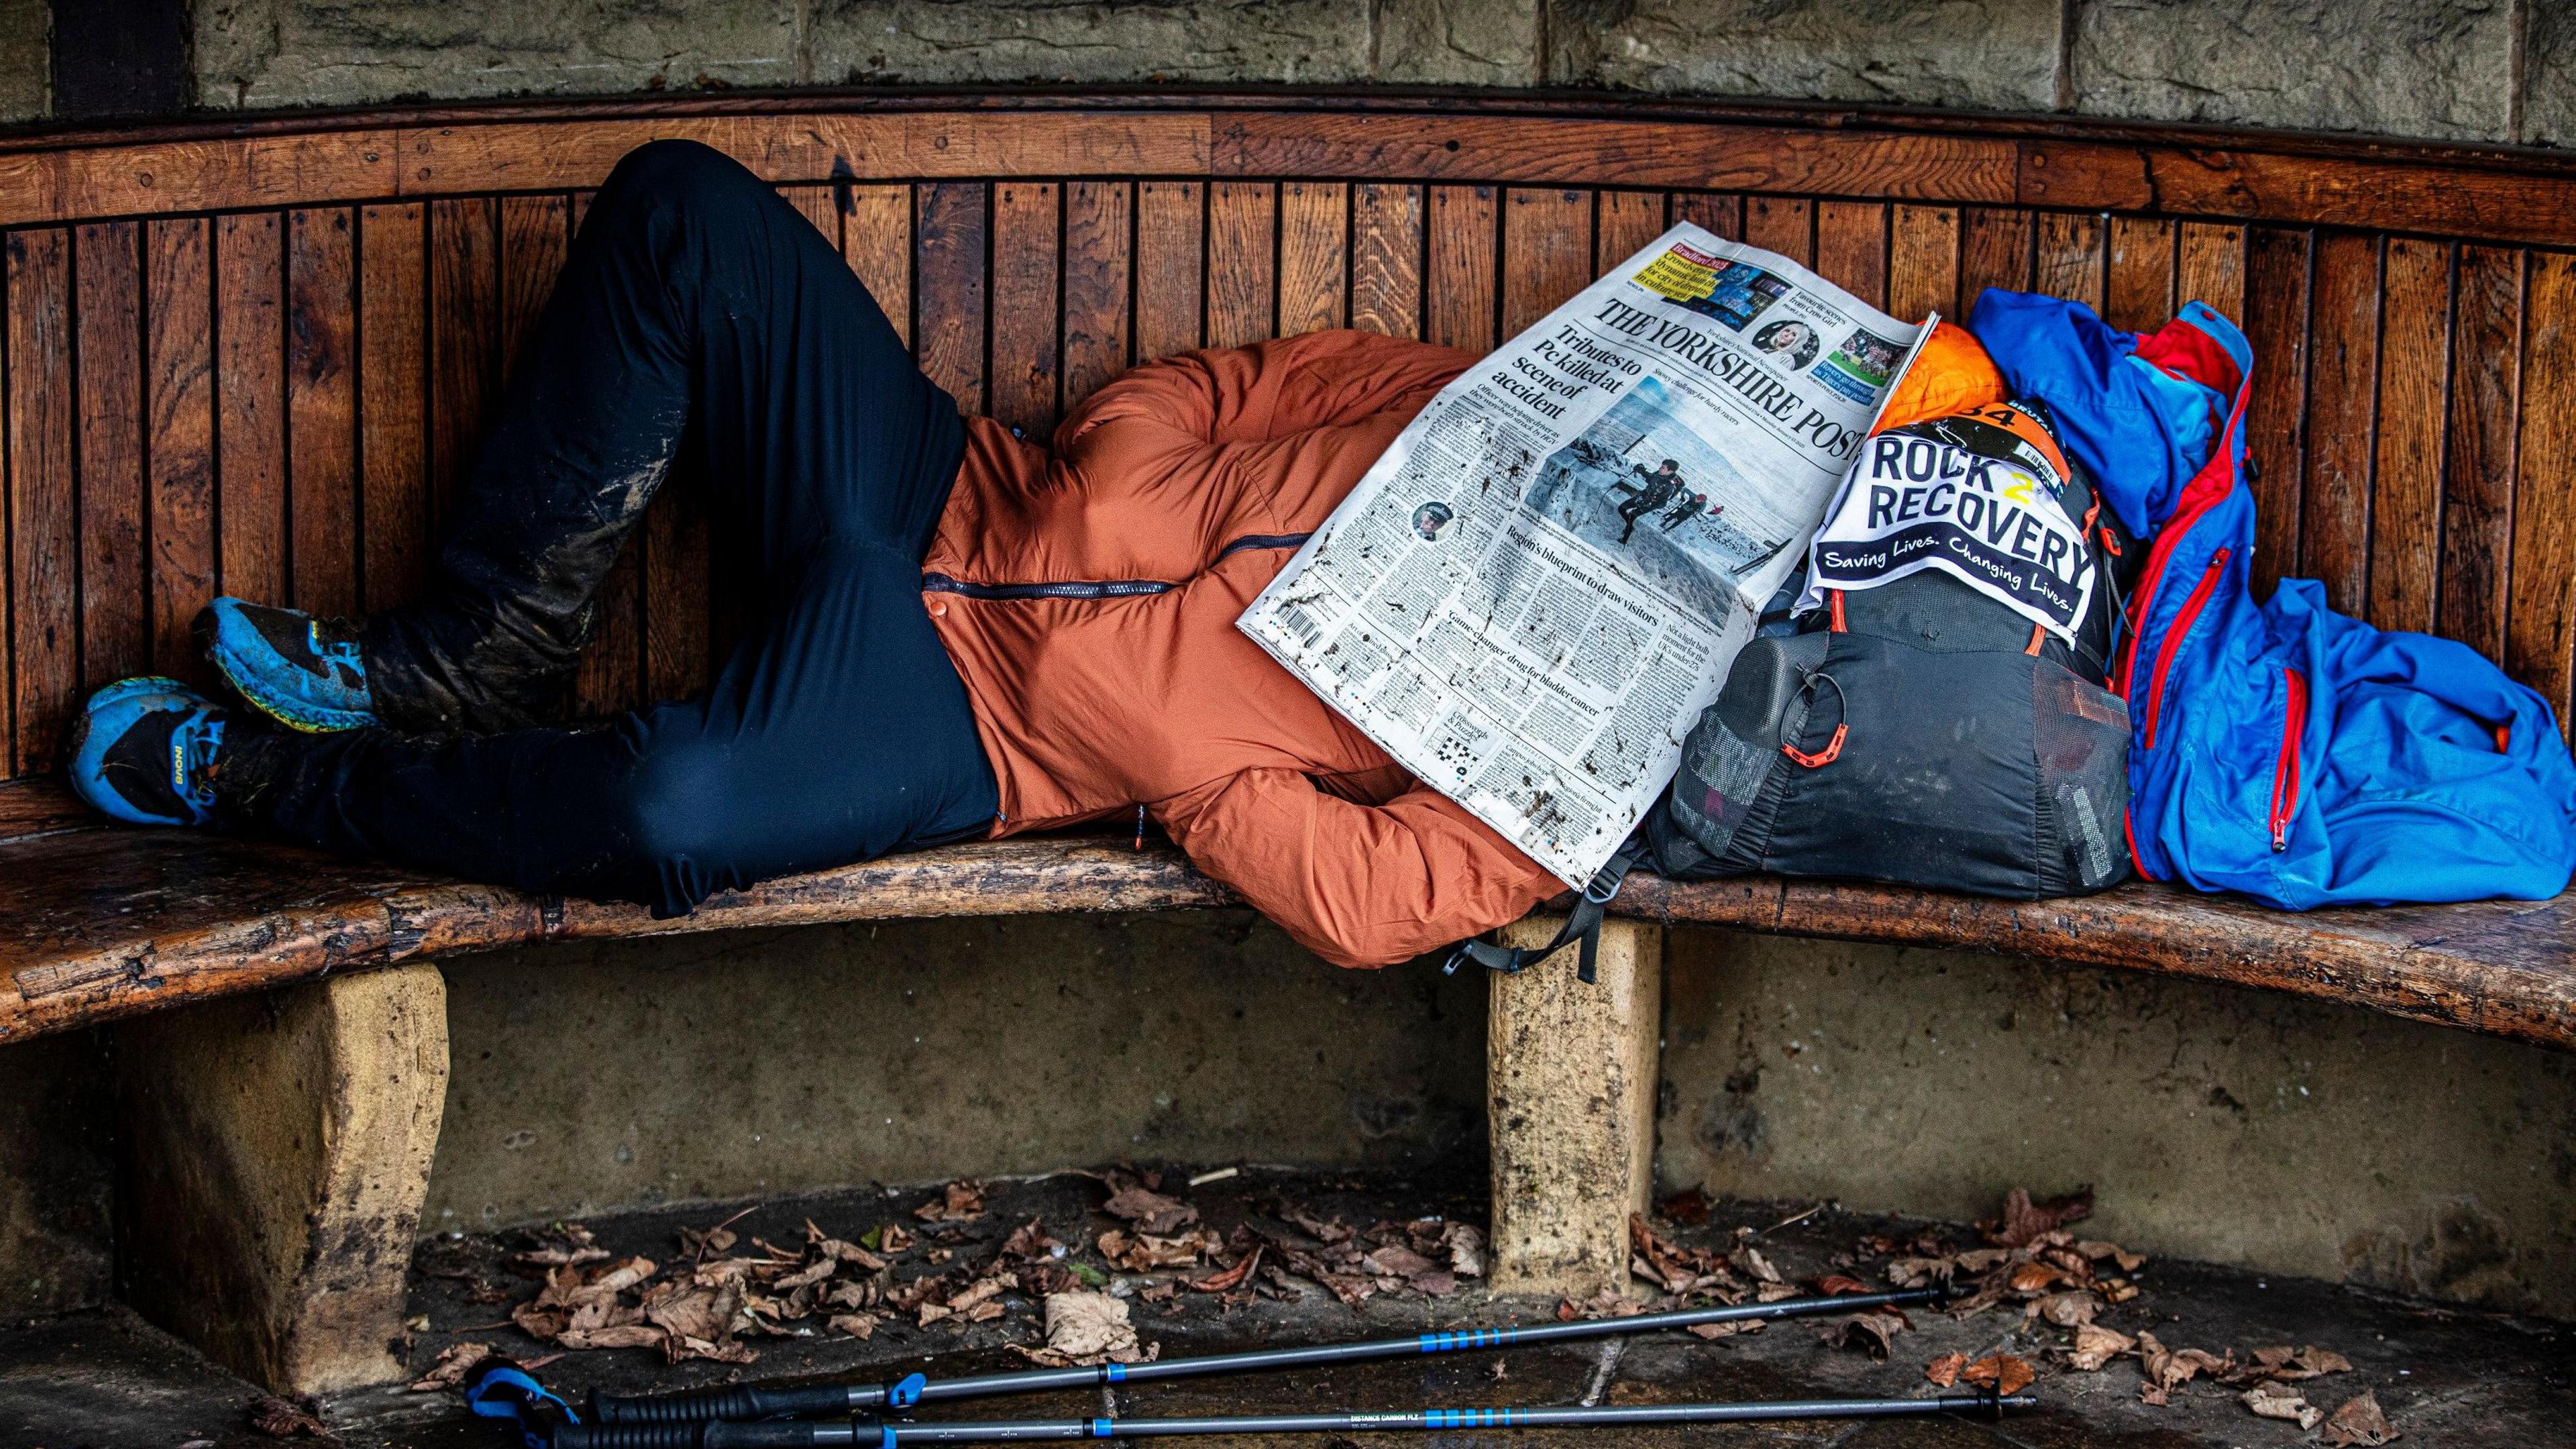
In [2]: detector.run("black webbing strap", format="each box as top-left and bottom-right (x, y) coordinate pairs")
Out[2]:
(1442, 844), (1640, 985)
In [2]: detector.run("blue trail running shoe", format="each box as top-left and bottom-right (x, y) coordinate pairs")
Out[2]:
(68, 678), (229, 826)
(200, 596), (378, 732)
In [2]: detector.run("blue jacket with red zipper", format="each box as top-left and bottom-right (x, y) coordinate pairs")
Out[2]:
(1968, 290), (2576, 908)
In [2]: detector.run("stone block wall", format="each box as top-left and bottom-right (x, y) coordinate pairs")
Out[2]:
(0, 1), (2565, 145)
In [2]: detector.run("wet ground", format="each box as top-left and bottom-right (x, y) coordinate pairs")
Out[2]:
(6, 1169), (2567, 1448)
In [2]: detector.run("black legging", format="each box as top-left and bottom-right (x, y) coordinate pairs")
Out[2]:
(230, 141), (999, 916)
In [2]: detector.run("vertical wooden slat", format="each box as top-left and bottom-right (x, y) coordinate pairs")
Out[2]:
(76, 222), (147, 690)
(2440, 246), (2524, 662)
(1061, 180), (1132, 409)
(1741, 197), (1813, 266)
(2177, 222), (2248, 322)
(496, 195), (570, 380)
(287, 208), (359, 620)
(2508, 252), (2576, 720)
(2369, 238), (2453, 634)
(1887, 206), (1959, 323)
(1595, 191), (1668, 277)
(1814, 202), (1887, 309)
(989, 181), (1061, 437)
(1672, 193), (1742, 241)
(1960, 207), (2035, 306)
(427, 197), (497, 531)
(1135, 181), (1205, 362)
(641, 474), (710, 700)
(780, 184), (839, 252)
(1277, 181), (1348, 337)
(1350, 183), (1423, 341)
(358, 203), (428, 614)
(2300, 233), (2382, 614)
(2243, 227), (2314, 596)
(1501, 189), (1592, 339)
(2104, 217), (2177, 332)
(1427, 185), (1498, 354)
(1206, 181), (1277, 349)
(914, 182), (987, 415)
(842, 184), (912, 345)
(2035, 213), (2105, 313)
(216, 212), (288, 610)
(146, 219), (216, 676)
(7, 230), (74, 774)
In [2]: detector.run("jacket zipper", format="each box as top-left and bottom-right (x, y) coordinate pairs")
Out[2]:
(2143, 547), (2229, 750)
(2269, 665), (2307, 851)
(921, 532), (1312, 601)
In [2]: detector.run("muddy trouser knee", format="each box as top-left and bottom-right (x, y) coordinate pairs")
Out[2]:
(236, 541), (994, 916)
(360, 138), (961, 734)
(237, 140), (998, 913)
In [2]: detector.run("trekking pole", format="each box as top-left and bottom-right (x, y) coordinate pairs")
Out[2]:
(550, 1391), (2035, 1448)
(589, 1287), (1943, 1425)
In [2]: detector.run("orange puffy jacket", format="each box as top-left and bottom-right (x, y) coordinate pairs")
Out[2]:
(922, 329), (1564, 969)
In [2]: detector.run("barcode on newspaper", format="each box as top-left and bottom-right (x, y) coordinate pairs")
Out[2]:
(1279, 604), (1325, 651)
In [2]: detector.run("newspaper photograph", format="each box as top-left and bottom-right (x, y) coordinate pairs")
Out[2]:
(1239, 223), (1930, 885)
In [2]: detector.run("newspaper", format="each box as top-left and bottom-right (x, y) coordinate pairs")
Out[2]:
(1238, 223), (1929, 886)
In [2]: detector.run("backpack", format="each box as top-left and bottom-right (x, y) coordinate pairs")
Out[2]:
(1972, 291), (2576, 908)
(1641, 398), (2137, 898)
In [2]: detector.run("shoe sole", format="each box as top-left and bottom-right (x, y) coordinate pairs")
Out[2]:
(198, 608), (374, 733)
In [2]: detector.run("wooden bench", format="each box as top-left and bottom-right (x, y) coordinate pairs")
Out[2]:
(5, 91), (2575, 1395)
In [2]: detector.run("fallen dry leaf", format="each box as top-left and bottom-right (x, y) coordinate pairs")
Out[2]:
(1041, 1291), (1148, 1365)
(1444, 1224), (1487, 1279)
(1728, 1240), (1783, 1285)
(1686, 1318), (1763, 1340)
(827, 1312), (877, 1338)
(2073, 1240), (2147, 1272)
(2243, 1384), (2323, 1430)
(1962, 1353), (2037, 1396)
(248, 1395), (339, 1442)
(2029, 1290), (2098, 1327)
(2137, 1330), (2230, 1399)
(557, 1324), (666, 1352)
(1923, 1350), (1967, 1387)
(643, 1279), (743, 1350)
(2299, 1345), (2355, 1375)
(1660, 1188), (1712, 1226)
(2322, 1389), (2400, 1446)
(1186, 1246), (1263, 1293)
(2065, 1323), (2135, 1371)
(1820, 1307), (1912, 1360)
(1986, 1187), (2094, 1248)
(2006, 1262), (2064, 1295)
(1815, 1274), (1871, 1296)
(878, 1224), (916, 1252)
(1104, 1185), (1199, 1236)
(913, 1181), (987, 1223)
(406, 1342), (492, 1392)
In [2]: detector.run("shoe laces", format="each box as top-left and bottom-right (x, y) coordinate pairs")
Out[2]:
(311, 623), (367, 673)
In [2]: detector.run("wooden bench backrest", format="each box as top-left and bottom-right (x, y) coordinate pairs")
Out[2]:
(5, 100), (2574, 783)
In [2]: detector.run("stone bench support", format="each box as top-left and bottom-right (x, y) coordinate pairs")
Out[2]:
(113, 963), (450, 1395)
(1485, 916), (1664, 1299)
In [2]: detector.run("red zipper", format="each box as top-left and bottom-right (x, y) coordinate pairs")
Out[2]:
(2269, 666), (2308, 851)
(2143, 547), (2229, 749)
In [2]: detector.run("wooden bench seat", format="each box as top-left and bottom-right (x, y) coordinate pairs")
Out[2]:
(13, 773), (2571, 1052)
(7, 89), (2576, 1397)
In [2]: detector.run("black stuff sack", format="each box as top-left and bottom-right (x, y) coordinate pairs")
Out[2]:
(1645, 400), (2139, 898)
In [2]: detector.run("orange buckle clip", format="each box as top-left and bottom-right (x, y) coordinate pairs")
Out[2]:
(1782, 724), (1847, 769)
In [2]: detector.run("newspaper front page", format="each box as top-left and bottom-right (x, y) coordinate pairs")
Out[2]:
(1238, 223), (1928, 886)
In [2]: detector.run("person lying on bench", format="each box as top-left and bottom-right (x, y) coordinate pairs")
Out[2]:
(65, 140), (1562, 970)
